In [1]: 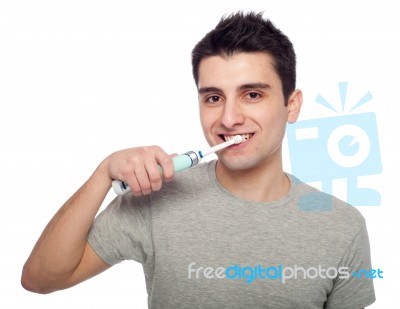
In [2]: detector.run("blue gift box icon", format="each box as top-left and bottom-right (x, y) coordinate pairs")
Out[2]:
(286, 83), (382, 207)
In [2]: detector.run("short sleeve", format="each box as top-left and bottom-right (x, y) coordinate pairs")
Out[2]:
(325, 222), (376, 308)
(87, 194), (153, 266)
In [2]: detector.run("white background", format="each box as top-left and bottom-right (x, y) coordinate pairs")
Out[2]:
(1, 0), (399, 307)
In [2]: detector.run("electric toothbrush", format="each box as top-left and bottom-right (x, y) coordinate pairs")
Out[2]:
(112, 135), (243, 195)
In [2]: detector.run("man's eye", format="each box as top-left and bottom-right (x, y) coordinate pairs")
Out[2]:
(246, 92), (261, 99)
(206, 95), (221, 103)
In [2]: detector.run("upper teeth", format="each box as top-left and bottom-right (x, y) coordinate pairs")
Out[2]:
(224, 134), (252, 141)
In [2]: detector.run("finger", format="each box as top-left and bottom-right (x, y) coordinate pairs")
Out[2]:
(156, 151), (175, 182)
(132, 162), (153, 195)
(125, 174), (142, 197)
(143, 155), (163, 192)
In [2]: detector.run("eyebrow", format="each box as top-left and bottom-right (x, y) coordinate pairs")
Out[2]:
(238, 83), (271, 91)
(198, 86), (222, 95)
(198, 83), (271, 95)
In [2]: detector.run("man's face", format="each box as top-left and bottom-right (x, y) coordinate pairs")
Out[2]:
(197, 52), (300, 172)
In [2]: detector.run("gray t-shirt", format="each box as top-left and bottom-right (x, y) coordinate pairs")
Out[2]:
(88, 160), (375, 308)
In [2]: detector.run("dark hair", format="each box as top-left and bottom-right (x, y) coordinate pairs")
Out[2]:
(191, 12), (296, 105)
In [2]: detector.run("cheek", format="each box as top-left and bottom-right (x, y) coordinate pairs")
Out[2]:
(257, 108), (288, 136)
(199, 109), (207, 129)
(199, 107), (218, 129)
(199, 109), (214, 137)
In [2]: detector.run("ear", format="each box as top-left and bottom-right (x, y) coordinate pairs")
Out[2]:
(287, 89), (303, 124)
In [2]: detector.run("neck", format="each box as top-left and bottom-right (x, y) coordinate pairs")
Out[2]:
(215, 152), (290, 203)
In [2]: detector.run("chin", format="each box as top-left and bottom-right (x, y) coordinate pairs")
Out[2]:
(218, 156), (259, 171)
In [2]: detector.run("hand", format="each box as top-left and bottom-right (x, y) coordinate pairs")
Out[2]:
(104, 146), (175, 196)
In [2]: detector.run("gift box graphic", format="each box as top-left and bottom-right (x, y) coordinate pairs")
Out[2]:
(286, 82), (382, 208)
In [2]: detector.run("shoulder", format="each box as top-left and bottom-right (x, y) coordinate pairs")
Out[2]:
(289, 174), (367, 238)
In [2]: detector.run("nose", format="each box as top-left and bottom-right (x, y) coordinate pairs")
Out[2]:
(220, 99), (245, 129)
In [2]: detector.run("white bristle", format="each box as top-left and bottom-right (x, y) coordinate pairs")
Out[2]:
(233, 135), (243, 144)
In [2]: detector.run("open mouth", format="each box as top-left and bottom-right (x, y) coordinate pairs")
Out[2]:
(220, 133), (254, 142)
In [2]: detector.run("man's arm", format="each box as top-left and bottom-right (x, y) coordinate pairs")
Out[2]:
(21, 146), (174, 294)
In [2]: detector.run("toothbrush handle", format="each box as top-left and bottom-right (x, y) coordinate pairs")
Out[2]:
(112, 152), (199, 195)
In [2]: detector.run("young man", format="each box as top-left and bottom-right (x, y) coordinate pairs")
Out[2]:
(22, 12), (375, 308)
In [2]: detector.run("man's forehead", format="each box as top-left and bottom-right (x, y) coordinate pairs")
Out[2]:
(197, 52), (279, 91)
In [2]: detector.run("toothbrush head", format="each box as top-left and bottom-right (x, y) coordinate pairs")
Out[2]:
(233, 135), (243, 144)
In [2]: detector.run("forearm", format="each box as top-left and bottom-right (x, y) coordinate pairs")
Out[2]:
(22, 145), (174, 293)
(22, 160), (112, 291)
